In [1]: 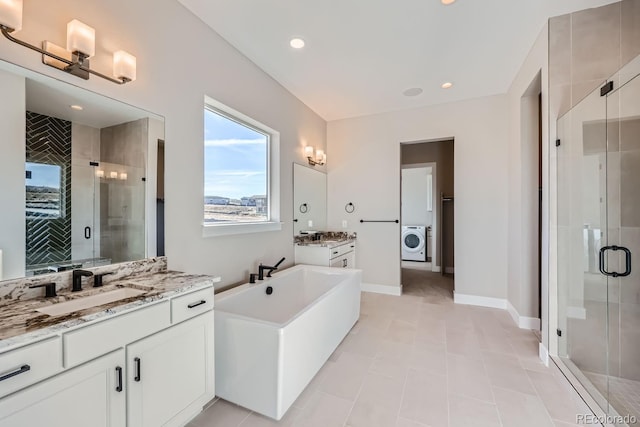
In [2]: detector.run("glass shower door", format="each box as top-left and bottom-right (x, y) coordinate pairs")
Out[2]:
(556, 83), (610, 411)
(603, 70), (640, 422)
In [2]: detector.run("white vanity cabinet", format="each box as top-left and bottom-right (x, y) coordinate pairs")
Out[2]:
(0, 349), (126, 427)
(127, 312), (214, 427)
(0, 283), (215, 427)
(295, 240), (356, 269)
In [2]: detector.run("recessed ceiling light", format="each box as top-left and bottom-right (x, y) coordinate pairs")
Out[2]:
(441, 0), (456, 4)
(290, 38), (305, 49)
(441, 82), (453, 89)
(403, 87), (423, 97)
(70, 104), (84, 110)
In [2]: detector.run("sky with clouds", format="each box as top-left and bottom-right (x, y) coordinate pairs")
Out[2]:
(204, 109), (267, 199)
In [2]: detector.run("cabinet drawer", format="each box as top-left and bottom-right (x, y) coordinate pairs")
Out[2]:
(171, 287), (214, 325)
(0, 337), (62, 398)
(63, 301), (170, 368)
(330, 242), (355, 260)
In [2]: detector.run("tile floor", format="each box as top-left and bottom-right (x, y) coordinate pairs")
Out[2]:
(189, 269), (594, 427)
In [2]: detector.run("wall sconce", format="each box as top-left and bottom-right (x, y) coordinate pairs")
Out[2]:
(304, 146), (326, 167)
(0, 1), (136, 84)
(95, 169), (105, 178)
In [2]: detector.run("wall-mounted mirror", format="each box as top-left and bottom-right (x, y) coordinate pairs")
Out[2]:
(293, 163), (327, 235)
(0, 60), (165, 281)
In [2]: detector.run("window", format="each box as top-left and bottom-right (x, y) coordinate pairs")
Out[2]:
(25, 162), (63, 219)
(203, 97), (280, 236)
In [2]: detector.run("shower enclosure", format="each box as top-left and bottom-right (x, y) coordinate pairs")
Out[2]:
(557, 57), (640, 423)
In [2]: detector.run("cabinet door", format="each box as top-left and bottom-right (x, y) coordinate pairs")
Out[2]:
(127, 312), (214, 427)
(330, 252), (356, 269)
(0, 349), (126, 427)
(343, 251), (355, 268)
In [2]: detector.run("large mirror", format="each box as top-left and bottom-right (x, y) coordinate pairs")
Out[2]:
(293, 163), (327, 235)
(0, 60), (165, 281)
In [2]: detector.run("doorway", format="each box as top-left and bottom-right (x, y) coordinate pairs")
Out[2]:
(400, 139), (454, 301)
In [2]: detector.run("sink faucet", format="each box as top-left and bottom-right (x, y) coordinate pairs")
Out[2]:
(72, 269), (93, 292)
(258, 257), (285, 280)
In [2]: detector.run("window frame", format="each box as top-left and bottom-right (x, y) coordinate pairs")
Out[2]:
(202, 96), (281, 237)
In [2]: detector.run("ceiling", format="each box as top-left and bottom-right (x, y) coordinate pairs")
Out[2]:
(178, 0), (618, 121)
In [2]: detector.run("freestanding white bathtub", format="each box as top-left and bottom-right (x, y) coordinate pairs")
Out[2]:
(214, 264), (361, 420)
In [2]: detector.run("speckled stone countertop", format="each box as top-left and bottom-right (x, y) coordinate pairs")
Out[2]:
(294, 231), (357, 248)
(295, 238), (356, 249)
(0, 271), (220, 352)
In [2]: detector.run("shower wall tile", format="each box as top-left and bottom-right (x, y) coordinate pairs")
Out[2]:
(620, 150), (640, 227)
(620, 302), (640, 380)
(571, 3), (621, 83)
(620, 118), (640, 152)
(571, 79), (608, 112)
(549, 14), (572, 117)
(622, 0), (640, 66)
(619, 227), (640, 304)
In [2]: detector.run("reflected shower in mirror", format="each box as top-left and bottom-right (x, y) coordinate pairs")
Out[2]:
(0, 60), (165, 281)
(293, 163), (327, 235)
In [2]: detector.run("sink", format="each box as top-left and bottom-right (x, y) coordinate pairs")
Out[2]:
(36, 288), (147, 317)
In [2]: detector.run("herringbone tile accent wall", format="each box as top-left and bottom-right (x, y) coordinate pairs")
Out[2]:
(25, 111), (72, 267)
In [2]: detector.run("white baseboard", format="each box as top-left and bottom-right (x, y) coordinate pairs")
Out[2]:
(567, 306), (587, 320)
(444, 267), (455, 274)
(507, 301), (541, 330)
(539, 343), (549, 366)
(432, 265), (441, 273)
(361, 282), (402, 296)
(453, 293), (507, 309)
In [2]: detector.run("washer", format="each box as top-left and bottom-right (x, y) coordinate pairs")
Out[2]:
(402, 225), (427, 261)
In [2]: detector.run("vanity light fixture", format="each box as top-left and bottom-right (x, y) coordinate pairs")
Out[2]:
(0, 1), (136, 84)
(109, 171), (118, 179)
(304, 146), (326, 167)
(119, 172), (127, 181)
(96, 169), (105, 178)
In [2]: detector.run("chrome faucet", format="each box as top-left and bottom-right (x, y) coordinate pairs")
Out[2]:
(72, 269), (93, 292)
(257, 257), (285, 280)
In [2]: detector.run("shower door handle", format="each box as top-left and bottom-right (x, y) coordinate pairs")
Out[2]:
(599, 246), (632, 277)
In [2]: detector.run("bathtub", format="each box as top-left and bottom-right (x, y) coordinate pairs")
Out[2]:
(214, 264), (361, 420)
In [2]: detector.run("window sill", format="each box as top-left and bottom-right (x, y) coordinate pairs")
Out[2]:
(202, 221), (283, 237)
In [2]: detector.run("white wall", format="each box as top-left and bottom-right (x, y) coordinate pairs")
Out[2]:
(327, 95), (509, 297)
(506, 25), (550, 343)
(0, 69), (26, 280)
(401, 167), (432, 227)
(0, 0), (326, 287)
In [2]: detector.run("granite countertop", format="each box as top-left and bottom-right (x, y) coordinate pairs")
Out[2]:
(295, 237), (356, 248)
(0, 271), (220, 352)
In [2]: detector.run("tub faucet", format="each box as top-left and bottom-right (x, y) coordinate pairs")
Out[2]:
(258, 257), (285, 280)
(72, 269), (93, 292)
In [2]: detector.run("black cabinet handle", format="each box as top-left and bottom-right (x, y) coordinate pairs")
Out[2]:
(332, 251), (338, 255)
(0, 364), (30, 382)
(134, 357), (141, 382)
(188, 300), (206, 309)
(115, 366), (123, 392)
(599, 245), (632, 277)
(84, 226), (91, 239)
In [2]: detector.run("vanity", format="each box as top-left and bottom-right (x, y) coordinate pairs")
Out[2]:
(292, 163), (357, 269)
(0, 55), (217, 426)
(294, 237), (356, 268)
(0, 260), (218, 427)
